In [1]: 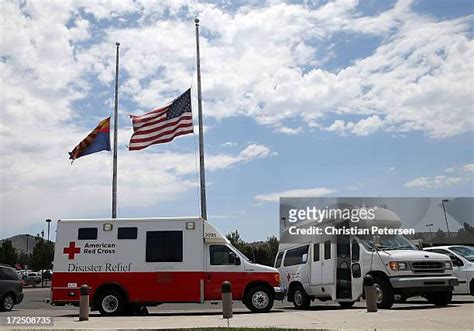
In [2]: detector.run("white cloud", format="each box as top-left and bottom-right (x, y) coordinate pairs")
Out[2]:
(404, 175), (464, 188)
(463, 164), (474, 172)
(351, 115), (384, 136)
(220, 142), (238, 147)
(255, 187), (336, 203)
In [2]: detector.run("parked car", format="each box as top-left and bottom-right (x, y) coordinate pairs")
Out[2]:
(25, 272), (42, 286)
(0, 265), (24, 311)
(42, 270), (53, 281)
(424, 245), (474, 295)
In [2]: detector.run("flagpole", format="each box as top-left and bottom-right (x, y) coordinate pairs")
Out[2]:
(195, 18), (207, 220)
(112, 42), (120, 219)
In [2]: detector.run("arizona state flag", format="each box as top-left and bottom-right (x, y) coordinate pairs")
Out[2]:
(69, 117), (111, 161)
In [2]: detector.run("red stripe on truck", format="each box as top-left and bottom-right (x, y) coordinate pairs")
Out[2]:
(52, 271), (278, 304)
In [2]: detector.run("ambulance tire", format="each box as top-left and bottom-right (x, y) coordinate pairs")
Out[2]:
(372, 276), (394, 309)
(292, 287), (311, 309)
(97, 289), (126, 316)
(245, 286), (274, 313)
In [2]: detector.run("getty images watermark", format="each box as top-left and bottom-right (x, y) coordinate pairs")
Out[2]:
(286, 205), (415, 236)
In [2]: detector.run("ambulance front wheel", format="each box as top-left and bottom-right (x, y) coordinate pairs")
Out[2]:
(245, 286), (274, 313)
(97, 289), (126, 316)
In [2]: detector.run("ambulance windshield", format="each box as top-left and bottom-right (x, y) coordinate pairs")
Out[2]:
(357, 234), (416, 251)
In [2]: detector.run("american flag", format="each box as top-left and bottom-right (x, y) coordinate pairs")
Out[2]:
(129, 89), (194, 151)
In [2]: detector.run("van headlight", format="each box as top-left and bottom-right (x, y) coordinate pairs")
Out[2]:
(445, 261), (453, 270)
(389, 261), (408, 271)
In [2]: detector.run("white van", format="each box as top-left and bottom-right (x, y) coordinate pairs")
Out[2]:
(424, 245), (474, 295)
(52, 217), (284, 315)
(276, 208), (458, 309)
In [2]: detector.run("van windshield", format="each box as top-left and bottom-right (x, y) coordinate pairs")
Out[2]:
(357, 235), (415, 251)
(450, 246), (474, 262)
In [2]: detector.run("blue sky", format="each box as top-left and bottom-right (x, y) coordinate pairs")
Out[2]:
(1, 0), (473, 241)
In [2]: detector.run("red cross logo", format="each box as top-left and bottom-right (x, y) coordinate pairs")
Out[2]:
(63, 241), (81, 260)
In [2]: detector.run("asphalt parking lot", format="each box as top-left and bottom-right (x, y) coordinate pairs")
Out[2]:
(1, 288), (473, 329)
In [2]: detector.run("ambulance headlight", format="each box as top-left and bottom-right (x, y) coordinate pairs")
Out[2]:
(445, 261), (453, 270)
(389, 261), (407, 271)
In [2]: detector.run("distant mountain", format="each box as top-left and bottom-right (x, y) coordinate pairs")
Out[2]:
(1, 234), (53, 254)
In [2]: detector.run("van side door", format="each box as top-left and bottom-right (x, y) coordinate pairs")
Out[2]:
(321, 239), (334, 284)
(204, 244), (245, 300)
(310, 243), (322, 285)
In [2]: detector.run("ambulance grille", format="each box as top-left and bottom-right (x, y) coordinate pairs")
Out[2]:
(410, 261), (445, 273)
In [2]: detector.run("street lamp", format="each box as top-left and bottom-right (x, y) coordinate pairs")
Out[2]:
(441, 199), (450, 239)
(426, 223), (433, 239)
(46, 219), (51, 241)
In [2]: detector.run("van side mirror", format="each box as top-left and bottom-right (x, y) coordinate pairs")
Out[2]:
(452, 258), (463, 267)
(302, 253), (308, 263)
(234, 256), (241, 265)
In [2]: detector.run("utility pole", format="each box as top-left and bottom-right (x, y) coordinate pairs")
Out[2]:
(426, 223), (433, 240)
(441, 199), (450, 239)
(46, 219), (51, 241)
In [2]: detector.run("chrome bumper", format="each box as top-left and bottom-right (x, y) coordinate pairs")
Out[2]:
(390, 276), (458, 289)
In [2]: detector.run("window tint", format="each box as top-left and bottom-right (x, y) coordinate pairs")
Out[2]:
(210, 245), (238, 265)
(275, 252), (284, 267)
(118, 227), (137, 239)
(0, 267), (19, 280)
(78, 228), (97, 240)
(283, 245), (309, 267)
(313, 243), (320, 262)
(146, 231), (183, 262)
(324, 240), (331, 260)
(352, 240), (360, 262)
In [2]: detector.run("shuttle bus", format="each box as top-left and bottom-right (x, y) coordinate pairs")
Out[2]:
(276, 207), (458, 309)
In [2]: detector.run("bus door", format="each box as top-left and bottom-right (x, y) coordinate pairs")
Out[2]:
(350, 237), (364, 300)
(336, 223), (351, 299)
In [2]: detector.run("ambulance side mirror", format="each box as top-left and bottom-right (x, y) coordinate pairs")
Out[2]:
(302, 253), (308, 263)
(234, 256), (241, 265)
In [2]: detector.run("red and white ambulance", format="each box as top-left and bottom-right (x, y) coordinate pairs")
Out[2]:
(51, 217), (284, 315)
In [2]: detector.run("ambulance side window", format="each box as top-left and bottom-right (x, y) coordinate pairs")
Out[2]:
(118, 227), (137, 239)
(210, 245), (237, 265)
(78, 228), (98, 240)
(146, 231), (183, 262)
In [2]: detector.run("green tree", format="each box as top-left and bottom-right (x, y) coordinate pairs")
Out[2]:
(0, 240), (18, 267)
(30, 238), (54, 271)
(456, 223), (474, 243)
(266, 235), (279, 262)
(18, 252), (29, 269)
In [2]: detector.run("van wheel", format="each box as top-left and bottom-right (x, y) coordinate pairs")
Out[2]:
(293, 287), (310, 309)
(425, 291), (452, 306)
(372, 276), (394, 309)
(97, 289), (126, 316)
(245, 286), (274, 313)
(338, 301), (354, 308)
(470, 280), (474, 296)
(1, 293), (15, 311)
